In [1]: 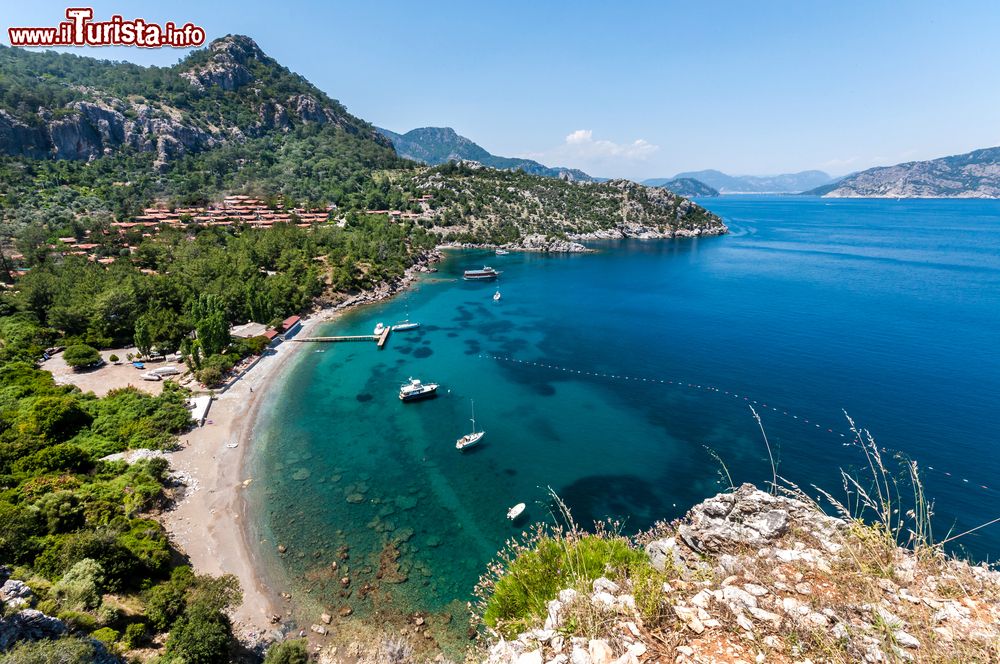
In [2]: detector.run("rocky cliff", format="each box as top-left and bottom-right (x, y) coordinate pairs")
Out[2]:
(483, 484), (1000, 664)
(0, 36), (388, 168)
(810, 147), (1000, 198)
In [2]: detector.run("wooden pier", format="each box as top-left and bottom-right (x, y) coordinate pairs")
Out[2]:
(290, 335), (376, 343)
(288, 327), (392, 349)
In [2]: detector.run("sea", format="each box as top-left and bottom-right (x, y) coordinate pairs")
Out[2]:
(245, 196), (1000, 645)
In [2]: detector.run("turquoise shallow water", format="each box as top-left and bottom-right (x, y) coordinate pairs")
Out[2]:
(247, 196), (1000, 634)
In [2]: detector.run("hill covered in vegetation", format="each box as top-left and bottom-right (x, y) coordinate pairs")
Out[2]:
(378, 126), (594, 181)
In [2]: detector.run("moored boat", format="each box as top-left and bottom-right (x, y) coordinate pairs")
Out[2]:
(392, 321), (420, 331)
(399, 377), (439, 402)
(507, 503), (526, 520)
(463, 266), (502, 280)
(495, 248), (509, 255)
(456, 399), (485, 450)
(374, 322), (386, 335)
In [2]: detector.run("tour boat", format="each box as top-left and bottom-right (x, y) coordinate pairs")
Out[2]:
(507, 503), (526, 520)
(392, 321), (420, 331)
(456, 399), (485, 450)
(493, 290), (501, 301)
(373, 322), (386, 335)
(399, 377), (439, 402)
(463, 266), (502, 281)
(495, 248), (509, 255)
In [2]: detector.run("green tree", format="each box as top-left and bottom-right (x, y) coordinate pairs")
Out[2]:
(190, 294), (230, 357)
(133, 316), (152, 357)
(264, 639), (309, 664)
(62, 344), (101, 369)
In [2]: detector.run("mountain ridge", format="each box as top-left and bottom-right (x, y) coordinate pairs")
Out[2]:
(378, 126), (594, 181)
(806, 146), (1000, 198)
(644, 169), (833, 194)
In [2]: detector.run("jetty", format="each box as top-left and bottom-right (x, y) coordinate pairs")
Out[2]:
(376, 326), (391, 349)
(289, 326), (393, 349)
(290, 335), (376, 343)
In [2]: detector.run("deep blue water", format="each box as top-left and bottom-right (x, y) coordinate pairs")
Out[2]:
(247, 196), (1000, 636)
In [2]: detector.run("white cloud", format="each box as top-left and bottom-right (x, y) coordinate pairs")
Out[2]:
(559, 129), (659, 159)
(518, 129), (660, 177)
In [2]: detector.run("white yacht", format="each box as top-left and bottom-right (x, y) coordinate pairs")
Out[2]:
(399, 377), (439, 402)
(456, 399), (485, 450)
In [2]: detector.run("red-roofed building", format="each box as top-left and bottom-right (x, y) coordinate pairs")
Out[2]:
(278, 315), (302, 338)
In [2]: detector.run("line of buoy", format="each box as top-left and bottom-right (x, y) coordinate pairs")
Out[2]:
(478, 353), (993, 494)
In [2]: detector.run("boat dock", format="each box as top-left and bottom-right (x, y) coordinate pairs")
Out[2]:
(289, 326), (393, 349)
(290, 335), (377, 343)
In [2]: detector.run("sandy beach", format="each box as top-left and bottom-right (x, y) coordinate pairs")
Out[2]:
(158, 255), (441, 644)
(159, 318), (313, 640)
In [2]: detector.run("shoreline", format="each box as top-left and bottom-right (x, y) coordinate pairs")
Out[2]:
(159, 251), (444, 647)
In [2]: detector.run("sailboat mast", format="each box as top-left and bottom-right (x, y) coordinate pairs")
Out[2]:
(470, 399), (476, 433)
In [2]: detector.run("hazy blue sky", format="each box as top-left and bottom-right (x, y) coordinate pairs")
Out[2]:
(4, 1), (1000, 179)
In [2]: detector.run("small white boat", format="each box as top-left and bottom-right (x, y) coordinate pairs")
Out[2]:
(226, 442), (239, 449)
(507, 503), (526, 520)
(399, 377), (439, 402)
(456, 399), (485, 450)
(373, 322), (386, 335)
(393, 321), (420, 331)
(140, 372), (162, 381)
(493, 290), (501, 301)
(495, 248), (509, 255)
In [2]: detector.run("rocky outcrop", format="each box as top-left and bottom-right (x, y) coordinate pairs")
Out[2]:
(814, 146), (1000, 198)
(0, 609), (66, 651)
(1, 579), (34, 610)
(483, 484), (1000, 664)
(179, 34), (264, 91)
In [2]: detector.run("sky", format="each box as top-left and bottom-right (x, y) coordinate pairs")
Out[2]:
(4, 1), (1000, 180)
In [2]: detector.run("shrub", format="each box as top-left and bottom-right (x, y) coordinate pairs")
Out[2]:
(63, 344), (101, 369)
(122, 622), (146, 649)
(163, 603), (233, 664)
(91, 626), (119, 645)
(478, 527), (648, 638)
(108, 354), (119, 363)
(56, 610), (98, 632)
(264, 638), (309, 664)
(52, 558), (104, 611)
(0, 637), (98, 663)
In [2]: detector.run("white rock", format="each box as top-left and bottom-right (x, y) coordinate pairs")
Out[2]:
(588, 639), (613, 664)
(723, 585), (758, 610)
(592, 577), (620, 595)
(569, 647), (592, 664)
(690, 590), (713, 608)
(517, 651), (544, 664)
(559, 588), (579, 604)
(894, 630), (920, 649)
(591, 591), (616, 608)
(743, 583), (769, 597)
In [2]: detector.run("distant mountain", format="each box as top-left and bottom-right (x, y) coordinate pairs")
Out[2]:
(646, 169), (834, 194)
(378, 126), (594, 181)
(654, 177), (719, 197)
(805, 147), (1000, 198)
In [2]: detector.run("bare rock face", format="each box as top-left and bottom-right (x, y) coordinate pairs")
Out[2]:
(0, 111), (51, 159)
(0, 609), (66, 651)
(677, 483), (845, 553)
(180, 35), (264, 91)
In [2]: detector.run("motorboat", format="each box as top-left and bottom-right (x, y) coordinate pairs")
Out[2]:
(399, 377), (439, 402)
(463, 266), (501, 280)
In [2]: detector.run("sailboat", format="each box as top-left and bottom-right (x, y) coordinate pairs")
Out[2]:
(455, 399), (485, 450)
(393, 301), (420, 331)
